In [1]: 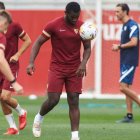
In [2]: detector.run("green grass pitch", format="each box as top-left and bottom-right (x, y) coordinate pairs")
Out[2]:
(0, 97), (140, 140)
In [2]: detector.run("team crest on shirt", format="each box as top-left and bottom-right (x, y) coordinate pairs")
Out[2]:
(124, 26), (127, 31)
(74, 29), (79, 34)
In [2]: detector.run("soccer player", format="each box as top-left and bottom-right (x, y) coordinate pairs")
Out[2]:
(0, 10), (23, 94)
(0, 2), (31, 135)
(27, 2), (91, 140)
(112, 3), (140, 123)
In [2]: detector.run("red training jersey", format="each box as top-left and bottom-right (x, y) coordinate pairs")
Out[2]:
(0, 32), (6, 51)
(42, 16), (83, 69)
(5, 22), (26, 68)
(0, 32), (6, 77)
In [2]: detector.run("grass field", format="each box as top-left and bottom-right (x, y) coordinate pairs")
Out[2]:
(0, 97), (140, 140)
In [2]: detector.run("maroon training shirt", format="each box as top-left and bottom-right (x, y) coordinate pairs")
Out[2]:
(0, 32), (6, 50)
(5, 22), (26, 68)
(42, 16), (83, 69)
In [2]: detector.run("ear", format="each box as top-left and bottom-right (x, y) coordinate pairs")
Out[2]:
(65, 11), (68, 15)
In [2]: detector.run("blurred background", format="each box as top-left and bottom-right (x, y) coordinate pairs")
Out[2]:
(3, 0), (140, 98)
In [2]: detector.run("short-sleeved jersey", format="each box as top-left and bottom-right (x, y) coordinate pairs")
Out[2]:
(120, 19), (139, 66)
(0, 32), (6, 77)
(0, 32), (6, 51)
(5, 22), (26, 68)
(42, 17), (83, 69)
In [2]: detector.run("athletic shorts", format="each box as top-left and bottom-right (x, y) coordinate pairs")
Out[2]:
(0, 66), (18, 91)
(47, 68), (82, 94)
(119, 64), (136, 85)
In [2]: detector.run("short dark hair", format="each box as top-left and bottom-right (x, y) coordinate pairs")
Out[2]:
(116, 3), (130, 15)
(0, 1), (5, 10)
(65, 2), (81, 13)
(0, 10), (12, 23)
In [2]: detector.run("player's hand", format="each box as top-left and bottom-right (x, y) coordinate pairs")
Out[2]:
(10, 54), (19, 63)
(112, 44), (120, 51)
(76, 62), (86, 77)
(26, 63), (35, 76)
(12, 82), (24, 94)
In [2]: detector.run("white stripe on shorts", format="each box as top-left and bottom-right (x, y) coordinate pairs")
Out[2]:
(119, 66), (134, 83)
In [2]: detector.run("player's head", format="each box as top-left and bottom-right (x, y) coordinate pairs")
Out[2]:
(65, 2), (81, 25)
(115, 3), (130, 21)
(0, 10), (12, 32)
(0, 2), (5, 10)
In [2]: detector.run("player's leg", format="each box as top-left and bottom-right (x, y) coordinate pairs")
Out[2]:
(65, 71), (82, 140)
(125, 85), (133, 121)
(126, 92), (133, 114)
(33, 92), (61, 137)
(117, 64), (139, 123)
(0, 77), (18, 134)
(0, 100), (19, 135)
(1, 89), (27, 132)
(119, 65), (140, 105)
(117, 83), (134, 123)
(32, 69), (64, 137)
(2, 68), (27, 130)
(119, 83), (140, 105)
(67, 93), (80, 140)
(34, 92), (61, 123)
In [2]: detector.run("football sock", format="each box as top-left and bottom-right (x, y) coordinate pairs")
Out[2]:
(71, 131), (79, 139)
(127, 113), (133, 119)
(34, 113), (44, 123)
(15, 104), (25, 116)
(5, 114), (17, 129)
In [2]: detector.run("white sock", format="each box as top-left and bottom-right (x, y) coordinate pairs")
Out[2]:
(15, 104), (25, 116)
(5, 114), (17, 129)
(34, 113), (44, 123)
(71, 131), (79, 139)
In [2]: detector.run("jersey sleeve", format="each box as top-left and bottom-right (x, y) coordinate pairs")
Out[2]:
(42, 21), (54, 38)
(15, 23), (26, 38)
(129, 23), (139, 39)
(0, 34), (6, 51)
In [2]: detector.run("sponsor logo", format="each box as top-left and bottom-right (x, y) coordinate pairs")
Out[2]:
(122, 70), (128, 75)
(59, 29), (66, 32)
(124, 26), (127, 31)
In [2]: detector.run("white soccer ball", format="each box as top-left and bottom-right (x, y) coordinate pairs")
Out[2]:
(79, 22), (97, 40)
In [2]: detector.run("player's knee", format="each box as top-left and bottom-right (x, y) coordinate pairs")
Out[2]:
(71, 101), (79, 108)
(47, 93), (60, 106)
(69, 97), (79, 108)
(0, 94), (9, 102)
(119, 85), (127, 93)
(48, 97), (60, 107)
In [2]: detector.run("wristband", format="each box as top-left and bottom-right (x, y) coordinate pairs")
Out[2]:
(10, 78), (16, 84)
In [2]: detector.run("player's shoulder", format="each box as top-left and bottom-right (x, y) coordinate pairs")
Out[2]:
(10, 21), (21, 28)
(48, 16), (64, 25)
(128, 19), (139, 27)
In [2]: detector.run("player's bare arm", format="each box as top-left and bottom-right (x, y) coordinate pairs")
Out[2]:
(0, 49), (23, 94)
(27, 34), (49, 75)
(0, 43), (14, 81)
(10, 34), (31, 63)
(112, 37), (138, 51)
(76, 40), (91, 77)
